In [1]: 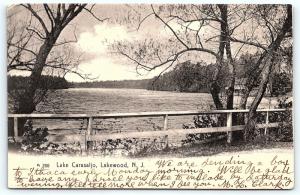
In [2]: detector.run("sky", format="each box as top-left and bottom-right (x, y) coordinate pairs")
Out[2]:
(8, 4), (179, 82)
(7, 4), (276, 82)
(69, 13), (167, 81)
(65, 5), (160, 81)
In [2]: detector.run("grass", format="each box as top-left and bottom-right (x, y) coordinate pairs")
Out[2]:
(133, 139), (293, 158)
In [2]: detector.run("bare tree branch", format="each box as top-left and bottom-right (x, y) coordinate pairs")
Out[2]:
(43, 4), (54, 29)
(26, 27), (46, 40)
(151, 5), (189, 49)
(136, 13), (154, 31)
(21, 4), (49, 35)
(229, 36), (268, 51)
(83, 5), (109, 22)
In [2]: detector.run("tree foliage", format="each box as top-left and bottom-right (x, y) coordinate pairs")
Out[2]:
(148, 60), (220, 93)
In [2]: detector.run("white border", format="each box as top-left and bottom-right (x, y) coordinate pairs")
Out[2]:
(0, 0), (299, 194)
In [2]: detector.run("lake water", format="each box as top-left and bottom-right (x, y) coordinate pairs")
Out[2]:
(36, 88), (214, 114)
(33, 88), (277, 137)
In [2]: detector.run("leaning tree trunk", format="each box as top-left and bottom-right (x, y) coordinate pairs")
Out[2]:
(239, 89), (250, 110)
(244, 5), (292, 141)
(15, 35), (59, 135)
(244, 58), (274, 141)
(238, 70), (260, 139)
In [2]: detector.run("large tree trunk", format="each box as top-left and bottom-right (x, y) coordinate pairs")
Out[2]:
(219, 4), (236, 110)
(239, 89), (250, 109)
(208, 5), (241, 143)
(220, 4), (242, 142)
(208, 5), (228, 111)
(244, 58), (274, 140)
(15, 35), (59, 135)
(244, 5), (292, 141)
(210, 81), (224, 109)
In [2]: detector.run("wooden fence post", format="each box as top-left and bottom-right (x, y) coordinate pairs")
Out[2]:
(86, 117), (93, 151)
(264, 111), (269, 140)
(163, 114), (168, 149)
(14, 117), (18, 137)
(163, 114), (168, 131)
(227, 112), (233, 144)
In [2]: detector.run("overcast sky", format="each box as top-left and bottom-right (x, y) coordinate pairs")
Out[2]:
(9, 4), (181, 82)
(8, 4), (271, 82)
(66, 5), (158, 81)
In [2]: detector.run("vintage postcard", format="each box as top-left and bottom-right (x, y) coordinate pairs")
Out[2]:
(7, 4), (293, 189)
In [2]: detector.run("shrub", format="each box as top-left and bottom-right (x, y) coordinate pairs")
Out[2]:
(253, 97), (292, 142)
(182, 114), (225, 145)
(8, 120), (49, 153)
(270, 97), (293, 142)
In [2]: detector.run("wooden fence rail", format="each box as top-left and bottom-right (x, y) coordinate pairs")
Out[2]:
(8, 108), (290, 150)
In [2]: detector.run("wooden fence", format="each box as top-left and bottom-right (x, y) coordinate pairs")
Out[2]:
(8, 108), (290, 150)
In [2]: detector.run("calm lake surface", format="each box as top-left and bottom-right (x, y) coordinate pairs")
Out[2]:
(33, 88), (277, 135)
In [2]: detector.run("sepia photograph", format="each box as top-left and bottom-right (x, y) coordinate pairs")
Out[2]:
(6, 3), (294, 189)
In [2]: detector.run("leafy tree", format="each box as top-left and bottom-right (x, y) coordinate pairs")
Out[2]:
(271, 72), (292, 96)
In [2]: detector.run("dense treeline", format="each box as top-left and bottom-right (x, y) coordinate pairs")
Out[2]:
(147, 61), (218, 93)
(147, 59), (292, 95)
(8, 75), (70, 91)
(70, 79), (151, 89)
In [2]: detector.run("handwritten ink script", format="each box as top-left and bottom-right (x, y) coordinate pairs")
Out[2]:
(8, 154), (294, 189)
